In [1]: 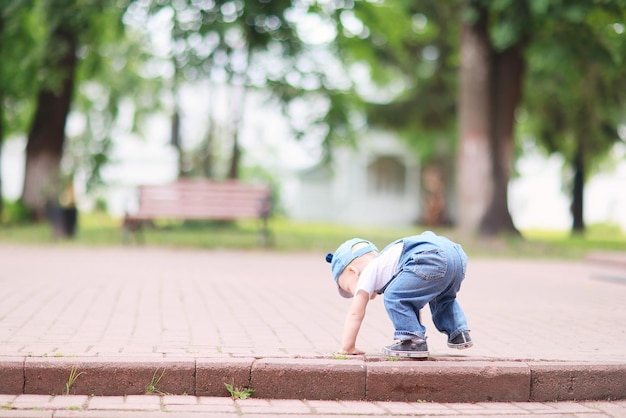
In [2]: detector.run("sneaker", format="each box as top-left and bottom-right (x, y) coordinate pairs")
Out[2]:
(383, 338), (429, 358)
(447, 331), (473, 349)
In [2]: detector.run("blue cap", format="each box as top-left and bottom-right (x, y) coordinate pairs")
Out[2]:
(325, 238), (378, 298)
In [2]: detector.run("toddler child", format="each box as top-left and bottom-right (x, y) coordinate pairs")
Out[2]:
(325, 231), (472, 358)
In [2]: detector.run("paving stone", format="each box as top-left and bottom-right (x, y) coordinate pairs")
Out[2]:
(195, 357), (253, 397)
(0, 411), (52, 418)
(366, 361), (530, 402)
(47, 395), (89, 409)
(236, 399), (313, 415)
(9, 395), (53, 409)
(250, 358), (366, 400)
(530, 363), (626, 401)
(0, 358), (23, 394)
(23, 357), (195, 396)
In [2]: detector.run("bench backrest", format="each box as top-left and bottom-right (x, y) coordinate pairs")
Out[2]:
(135, 180), (271, 220)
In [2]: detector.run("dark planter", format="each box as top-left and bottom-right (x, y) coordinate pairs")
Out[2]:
(46, 204), (78, 238)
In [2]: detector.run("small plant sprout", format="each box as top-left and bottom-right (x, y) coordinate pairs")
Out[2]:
(331, 352), (348, 360)
(145, 369), (168, 395)
(224, 382), (255, 400)
(64, 366), (85, 395)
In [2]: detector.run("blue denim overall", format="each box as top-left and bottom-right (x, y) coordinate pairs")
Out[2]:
(380, 231), (469, 341)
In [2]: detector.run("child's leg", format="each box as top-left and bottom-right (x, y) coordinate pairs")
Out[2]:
(429, 244), (470, 339)
(384, 247), (455, 340)
(430, 297), (469, 338)
(383, 281), (430, 357)
(384, 289), (427, 340)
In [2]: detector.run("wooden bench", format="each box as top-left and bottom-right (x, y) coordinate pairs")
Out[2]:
(123, 179), (272, 246)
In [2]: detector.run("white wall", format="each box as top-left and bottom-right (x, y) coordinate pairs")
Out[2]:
(288, 132), (421, 226)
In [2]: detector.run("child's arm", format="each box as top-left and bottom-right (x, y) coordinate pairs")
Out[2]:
(339, 290), (369, 355)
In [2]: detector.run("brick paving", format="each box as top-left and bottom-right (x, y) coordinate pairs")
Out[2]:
(0, 244), (625, 416)
(0, 394), (625, 417)
(0, 244), (624, 361)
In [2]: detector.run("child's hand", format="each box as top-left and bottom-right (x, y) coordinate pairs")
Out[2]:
(338, 347), (365, 355)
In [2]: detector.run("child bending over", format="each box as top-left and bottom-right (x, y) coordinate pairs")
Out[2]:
(325, 231), (473, 358)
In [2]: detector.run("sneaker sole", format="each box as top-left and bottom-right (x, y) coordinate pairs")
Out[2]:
(447, 341), (473, 349)
(382, 347), (429, 358)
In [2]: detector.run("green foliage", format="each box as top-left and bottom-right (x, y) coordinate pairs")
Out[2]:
(1, 0), (164, 207)
(145, 369), (168, 395)
(125, 0), (329, 179)
(1, 200), (32, 225)
(522, 1), (626, 177)
(64, 366), (84, 395)
(339, 0), (626, 234)
(224, 382), (255, 400)
(64, 1), (161, 194)
(322, 1), (461, 168)
(0, 0), (46, 135)
(140, 0), (304, 84)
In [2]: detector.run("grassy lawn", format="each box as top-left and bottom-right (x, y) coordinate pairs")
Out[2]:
(1, 211), (624, 260)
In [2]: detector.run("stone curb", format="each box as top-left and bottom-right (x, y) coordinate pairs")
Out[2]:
(586, 252), (626, 268)
(1, 357), (624, 402)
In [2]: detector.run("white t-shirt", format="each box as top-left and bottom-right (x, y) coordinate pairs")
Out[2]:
(354, 242), (403, 297)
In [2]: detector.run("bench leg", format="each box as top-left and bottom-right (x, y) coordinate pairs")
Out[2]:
(259, 216), (272, 247)
(122, 218), (145, 245)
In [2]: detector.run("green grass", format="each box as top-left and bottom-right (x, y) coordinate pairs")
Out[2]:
(0, 211), (624, 259)
(224, 382), (255, 400)
(145, 369), (168, 395)
(64, 366), (84, 395)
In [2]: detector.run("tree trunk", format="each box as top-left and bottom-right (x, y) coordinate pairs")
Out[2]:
(570, 70), (595, 235)
(201, 82), (215, 179)
(420, 159), (452, 226)
(202, 115), (215, 179)
(227, 84), (247, 180)
(456, 6), (492, 234)
(171, 107), (185, 177)
(0, 13), (5, 219)
(571, 146), (585, 233)
(227, 44), (251, 181)
(457, 2), (523, 236)
(22, 28), (77, 220)
(478, 45), (523, 236)
(0, 92), (4, 219)
(171, 59), (187, 178)
(227, 130), (240, 180)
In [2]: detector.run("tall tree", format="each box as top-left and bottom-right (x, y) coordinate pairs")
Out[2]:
(20, 0), (157, 218)
(23, 19), (78, 219)
(456, 0), (530, 236)
(299, 1), (462, 224)
(21, 0), (130, 219)
(141, 0), (303, 180)
(0, 8), (6, 217)
(322, 0), (626, 236)
(352, 2), (461, 226)
(0, 8), (4, 217)
(456, 0), (626, 235)
(522, 4), (626, 233)
(0, 0), (41, 218)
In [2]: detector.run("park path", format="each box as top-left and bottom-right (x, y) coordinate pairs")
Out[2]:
(1, 244), (624, 361)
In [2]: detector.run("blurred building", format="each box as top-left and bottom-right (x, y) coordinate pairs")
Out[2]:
(288, 131), (421, 226)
